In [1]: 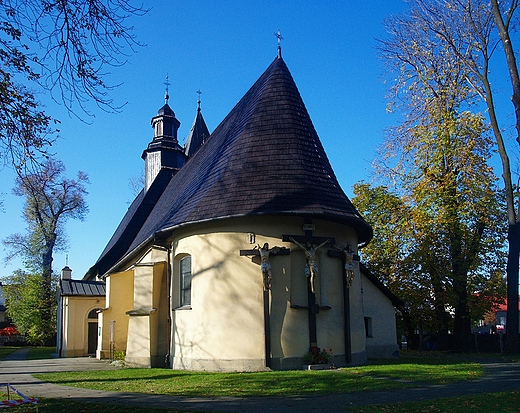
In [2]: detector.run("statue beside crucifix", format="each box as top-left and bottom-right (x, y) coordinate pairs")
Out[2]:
(240, 243), (289, 290)
(333, 243), (356, 287)
(289, 237), (331, 293)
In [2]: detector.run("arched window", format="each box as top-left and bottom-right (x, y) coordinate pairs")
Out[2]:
(180, 256), (192, 307)
(88, 309), (98, 319)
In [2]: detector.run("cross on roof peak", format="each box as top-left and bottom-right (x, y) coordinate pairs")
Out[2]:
(275, 30), (284, 58)
(164, 74), (171, 104)
(196, 89), (202, 110)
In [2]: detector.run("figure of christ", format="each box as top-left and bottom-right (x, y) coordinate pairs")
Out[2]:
(257, 243), (274, 290)
(289, 238), (331, 293)
(334, 243), (355, 287)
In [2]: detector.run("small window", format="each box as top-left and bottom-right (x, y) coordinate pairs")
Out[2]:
(364, 317), (373, 338)
(180, 256), (192, 307)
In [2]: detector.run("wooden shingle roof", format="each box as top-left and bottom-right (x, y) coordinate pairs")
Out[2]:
(185, 107), (210, 158)
(87, 55), (372, 278)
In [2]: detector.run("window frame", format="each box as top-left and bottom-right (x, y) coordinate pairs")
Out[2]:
(179, 255), (192, 308)
(364, 316), (373, 338)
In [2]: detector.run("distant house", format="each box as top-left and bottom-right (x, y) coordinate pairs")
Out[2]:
(56, 266), (105, 357)
(494, 298), (520, 333)
(81, 50), (402, 370)
(472, 296), (520, 334)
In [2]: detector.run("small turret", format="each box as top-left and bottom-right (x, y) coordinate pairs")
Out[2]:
(142, 78), (187, 192)
(61, 266), (72, 280)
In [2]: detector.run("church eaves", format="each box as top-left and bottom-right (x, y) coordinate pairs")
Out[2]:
(89, 55), (372, 277)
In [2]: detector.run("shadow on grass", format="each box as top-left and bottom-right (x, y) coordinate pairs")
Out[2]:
(35, 366), (462, 397)
(32, 350), (498, 398)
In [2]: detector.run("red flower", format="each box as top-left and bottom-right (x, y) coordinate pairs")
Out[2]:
(0, 327), (19, 336)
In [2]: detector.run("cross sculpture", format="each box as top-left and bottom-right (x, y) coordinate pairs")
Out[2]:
(164, 74), (171, 104)
(328, 243), (361, 364)
(275, 29), (284, 57)
(240, 242), (289, 368)
(283, 223), (335, 350)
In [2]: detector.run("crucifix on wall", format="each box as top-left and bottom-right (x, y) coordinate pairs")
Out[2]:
(283, 223), (335, 350)
(240, 243), (290, 368)
(328, 243), (360, 364)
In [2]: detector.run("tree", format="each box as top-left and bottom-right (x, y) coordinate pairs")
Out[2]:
(352, 183), (427, 349)
(0, 0), (145, 169)
(1, 269), (57, 345)
(3, 158), (88, 343)
(354, 150), (506, 350)
(379, 0), (519, 352)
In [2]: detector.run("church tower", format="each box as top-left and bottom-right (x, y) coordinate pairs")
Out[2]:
(142, 84), (186, 192)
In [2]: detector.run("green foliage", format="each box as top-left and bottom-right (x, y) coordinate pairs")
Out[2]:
(113, 350), (126, 361)
(1, 269), (57, 345)
(366, 1), (509, 350)
(353, 110), (507, 347)
(2, 159), (88, 343)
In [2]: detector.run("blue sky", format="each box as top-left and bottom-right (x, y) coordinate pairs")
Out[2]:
(0, 1), (515, 279)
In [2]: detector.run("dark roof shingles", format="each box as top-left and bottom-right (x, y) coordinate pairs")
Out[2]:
(93, 56), (372, 275)
(129, 57), (371, 253)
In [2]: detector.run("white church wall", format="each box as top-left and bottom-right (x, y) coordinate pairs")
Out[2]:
(171, 227), (265, 371)
(360, 273), (399, 358)
(168, 216), (367, 370)
(346, 263), (369, 365)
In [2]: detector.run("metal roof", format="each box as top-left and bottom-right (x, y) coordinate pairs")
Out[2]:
(59, 279), (106, 297)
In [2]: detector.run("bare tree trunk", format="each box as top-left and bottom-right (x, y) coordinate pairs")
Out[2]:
(400, 308), (419, 350)
(39, 237), (56, 345)
(491, 0), (520, 353)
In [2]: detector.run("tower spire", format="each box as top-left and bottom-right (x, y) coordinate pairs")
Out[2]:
(275, 30), (284, 58)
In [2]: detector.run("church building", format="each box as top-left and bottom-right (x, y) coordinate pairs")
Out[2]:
(82, 48), (402, 370)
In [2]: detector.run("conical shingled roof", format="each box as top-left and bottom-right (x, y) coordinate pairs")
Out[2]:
(184, 107), (210, 158)
(125, 56), (372, 255)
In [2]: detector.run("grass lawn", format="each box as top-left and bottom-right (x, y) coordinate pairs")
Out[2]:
(26, 347), (55, 360)
(0, 390), (517, 413)
(351, 389), (520, 413)
(0, 347), (18, 359)
(0, 346), (55, 360)
(34, 354), (483, 397)
(3, 350), (518, 412)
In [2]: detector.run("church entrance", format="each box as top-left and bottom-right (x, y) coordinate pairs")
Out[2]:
(87, 309), (99, 355)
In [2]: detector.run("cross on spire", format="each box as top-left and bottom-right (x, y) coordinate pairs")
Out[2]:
(196, 89), (202, 110)
(164, 74), (171, 104)
(275, 30), (284, 58)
